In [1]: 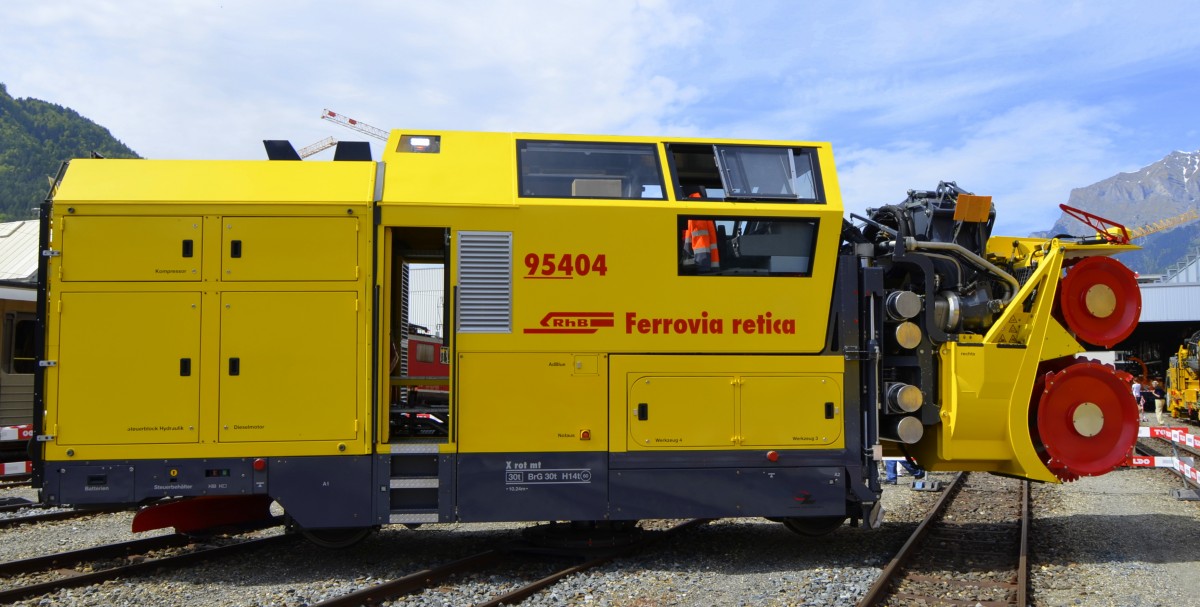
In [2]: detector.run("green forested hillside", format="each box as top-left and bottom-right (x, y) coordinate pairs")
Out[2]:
(0, 83), (139, 220)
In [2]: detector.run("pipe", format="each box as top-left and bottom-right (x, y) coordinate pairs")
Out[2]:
(901, 237), (1021, 305)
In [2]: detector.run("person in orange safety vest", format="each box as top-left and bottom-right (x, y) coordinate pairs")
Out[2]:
(684, 218), (721, 272)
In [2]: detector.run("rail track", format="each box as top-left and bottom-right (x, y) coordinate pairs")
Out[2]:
(0, 521), (289, 603)
(311, 519), (708, 606)
(858, 472), (1029, 607)
(0, 505), (126, 528)
(0, 475), (30, 489)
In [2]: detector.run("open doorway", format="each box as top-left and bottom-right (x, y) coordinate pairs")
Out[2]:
(387, 227), (450, 443)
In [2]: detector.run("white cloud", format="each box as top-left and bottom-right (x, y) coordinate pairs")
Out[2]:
(1, 0), (1198, 236)
(837, 101), (1123, 235)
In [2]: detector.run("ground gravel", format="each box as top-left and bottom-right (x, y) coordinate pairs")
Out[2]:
(1, 461), (1198, 606)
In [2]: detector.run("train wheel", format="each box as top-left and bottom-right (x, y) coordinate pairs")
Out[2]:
(298, 526), (374, 549)
(781, 516), (847, 537)
(1058, 256), (1140, 348)
(1032, 360), (1139, 481)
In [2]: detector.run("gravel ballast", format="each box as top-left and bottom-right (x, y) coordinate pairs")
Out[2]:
(1, 464), (1198, 606)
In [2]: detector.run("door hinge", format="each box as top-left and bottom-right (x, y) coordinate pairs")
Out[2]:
(42, 249), (61, 257)
(36, 434), (56, 442)
(39, 360), (57, 367)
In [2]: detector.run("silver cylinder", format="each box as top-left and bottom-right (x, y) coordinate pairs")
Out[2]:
(893, 321), (922, 350)
(933, 291), (962, 332)
(885, 290), (922, 320)
(880, 415), (924, 444)
(886, 382), (924, 413)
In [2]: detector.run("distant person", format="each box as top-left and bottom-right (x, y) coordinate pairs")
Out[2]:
(1153, 380), (1168, 425)
(1132, 379), (1144, 423)
(884, 459), (924, 484)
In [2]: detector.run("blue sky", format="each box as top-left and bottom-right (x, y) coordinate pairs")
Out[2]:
(2, 1), (1197, 235)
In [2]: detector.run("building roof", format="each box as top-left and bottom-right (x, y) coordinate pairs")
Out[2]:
(1140, 282), (1200, 322)
(1162, 247), (1200, 284)
(0, 221), (38, 283)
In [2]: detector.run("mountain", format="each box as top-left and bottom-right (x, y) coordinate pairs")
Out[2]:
(0, 83), (139, 221)
(1045, 150), (1200, 276)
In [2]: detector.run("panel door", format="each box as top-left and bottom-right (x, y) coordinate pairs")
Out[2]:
(60, 216), (201, 281)
(739, 375), (844, 447)
(626, 375), (735, 449)
(56, 292), (200, 445)
(221, 217), (359, 281)
(218, 291), (359, 442)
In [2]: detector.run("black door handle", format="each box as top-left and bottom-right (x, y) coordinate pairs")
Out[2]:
(229, 357), (240, 376)
(637, 403), (648, 421)
(182, 239), (194, 258)
(180, 358), (191, 376)
(230, 240), (242, 258)
(825, 402), (835, 419)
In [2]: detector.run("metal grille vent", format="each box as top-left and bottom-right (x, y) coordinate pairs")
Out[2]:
(457, 231), (512, 333)
(399, 263), (409, 404)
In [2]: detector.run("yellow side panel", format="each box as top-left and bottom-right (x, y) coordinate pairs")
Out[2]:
(457, 352), (607, 453)
(741, 376), (843, 447)
(56, 292), (200, 445)
(219, 291), (359, 442)
(53, 159), (378, 204)
(610, 354), (845, 452)
(627, 375), (735, 448)
(222, 217), (359, 281)
(60, 216), (201, 281)
(382, 131), (516, 205)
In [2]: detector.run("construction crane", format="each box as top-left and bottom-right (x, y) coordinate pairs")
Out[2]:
(321, 109), (388, 142)
(1127, 208), (1200, 240)
(297, 136), (337, 159)
(1061, 205), (1199, 244)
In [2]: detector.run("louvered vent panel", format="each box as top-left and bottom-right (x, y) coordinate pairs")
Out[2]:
(399, 263), (410, 404)
(457, 231), (512, 333)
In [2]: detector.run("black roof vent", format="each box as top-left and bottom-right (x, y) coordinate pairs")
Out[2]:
(263, 140), (302, 161)
(333, 141), (372, 161)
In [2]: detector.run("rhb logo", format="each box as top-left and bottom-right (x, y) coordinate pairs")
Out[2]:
(524, 312), (615, 334)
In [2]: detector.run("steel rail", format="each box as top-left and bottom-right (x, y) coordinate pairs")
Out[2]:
(858, 473), (1030, 607)
(310, 550), (507, 607)
(0, 533), (193, 576)
(856, 472), (966, 607)
(312, 519), (708, 607)
(0, 533), (295, 603)
(472, 519), (709, 607)
(0, 506), (125, 528)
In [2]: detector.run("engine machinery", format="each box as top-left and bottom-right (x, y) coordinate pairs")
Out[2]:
(1168, 330), (1200, 421)
(32, 130), (1143, 545)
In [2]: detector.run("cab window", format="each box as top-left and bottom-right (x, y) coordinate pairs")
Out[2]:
(3, 314), (35, 374)
(518, 141), (665, 199)
(678, 216), (819, 277)
(669, 144), (822, 202)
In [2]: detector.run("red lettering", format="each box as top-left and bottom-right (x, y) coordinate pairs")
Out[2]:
(625, 312), (722, 335)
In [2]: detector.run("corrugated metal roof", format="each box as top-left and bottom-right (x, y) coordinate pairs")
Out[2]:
(0, 221), (38, 282)
(1163, 247), (1200, 284)
(1139, 282), (1200, 322)
(409, 266), (445, 336)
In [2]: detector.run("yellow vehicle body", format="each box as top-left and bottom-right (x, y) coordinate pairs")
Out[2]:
(43, 160), (375, 461)
(35, 130), (1143, 536)
(1168, 336), (1200, 421)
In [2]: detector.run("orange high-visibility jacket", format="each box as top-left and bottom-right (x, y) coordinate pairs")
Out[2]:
(685, 219), (721, 268)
